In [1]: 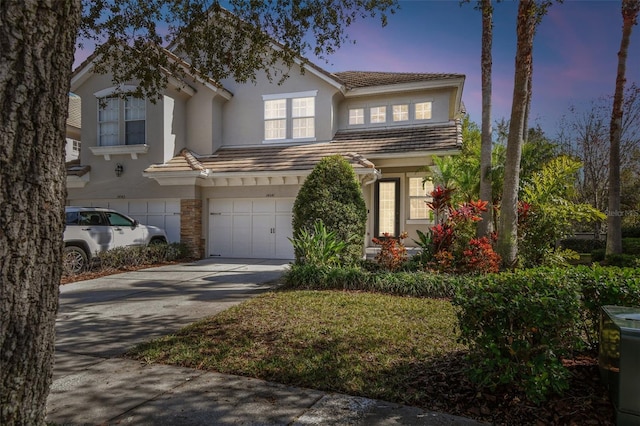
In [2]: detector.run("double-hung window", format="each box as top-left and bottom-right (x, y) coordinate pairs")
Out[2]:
(408, 177), (433, 220)
(263, 91), (317, 142)
(97, 95), (146, 146)
(98, 97), (119, 146)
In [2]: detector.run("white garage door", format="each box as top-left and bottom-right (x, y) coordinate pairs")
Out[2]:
(79, 199), (181, 243)
(208, 198), (294, 259)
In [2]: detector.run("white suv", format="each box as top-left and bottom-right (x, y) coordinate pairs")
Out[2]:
(63, 206), (168, 273)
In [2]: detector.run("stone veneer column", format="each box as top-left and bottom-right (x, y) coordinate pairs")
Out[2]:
(180, 199), (204, 259)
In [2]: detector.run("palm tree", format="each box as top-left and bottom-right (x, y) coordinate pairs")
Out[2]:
(497, 0), (552, 268)
(478, 0), (494, 236)
(607, 0), (640, 255)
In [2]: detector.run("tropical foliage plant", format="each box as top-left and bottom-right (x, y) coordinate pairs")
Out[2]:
(288, 220), (350, 267)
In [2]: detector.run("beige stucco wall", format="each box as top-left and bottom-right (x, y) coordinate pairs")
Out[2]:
(337, 88), (454, 130)
(219, 64), (341, 146)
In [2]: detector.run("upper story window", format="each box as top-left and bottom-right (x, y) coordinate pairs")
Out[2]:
(347, 100), (434, 128)
(97, 95), (146, 146)
(263, 90), (317, 142)
(393, 104), (409, 122)
(415, 101), (432, 120)
(370, 106), (386, 123)
(349, 108), (365, 125)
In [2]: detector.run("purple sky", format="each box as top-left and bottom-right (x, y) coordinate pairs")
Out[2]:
(73, 0), (640, 138)
(313, 0), (640, 137)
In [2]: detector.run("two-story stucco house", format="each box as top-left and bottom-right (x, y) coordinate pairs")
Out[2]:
(68, 49), (464, 260)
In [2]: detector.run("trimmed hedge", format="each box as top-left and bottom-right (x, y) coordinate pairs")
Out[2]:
(282, 264), (462, 299)
(453, 268), (581, 403)
(559, 238), (605, 253)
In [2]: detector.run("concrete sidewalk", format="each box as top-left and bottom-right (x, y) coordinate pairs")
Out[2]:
(46, 258), (482, 425)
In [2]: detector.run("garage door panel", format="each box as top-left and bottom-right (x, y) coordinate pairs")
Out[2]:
(75, 199), (181, 243)
(253, 199), (276, 213)
(232, 215), (252, 257)
(275, 214), (294, 259)
(276, 199), (294, 213)
(233, 200), (252, 213)
(208, 198), (293, 259)
(209, 214), (232, 257)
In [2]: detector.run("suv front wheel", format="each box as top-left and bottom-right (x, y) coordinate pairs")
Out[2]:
(63, 245), (88, 275)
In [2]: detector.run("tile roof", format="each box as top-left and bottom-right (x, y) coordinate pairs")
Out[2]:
(144, 121), (460, 175)
(333, 71), (465, 90)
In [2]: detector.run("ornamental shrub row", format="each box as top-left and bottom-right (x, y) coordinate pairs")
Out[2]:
(282, 264), (462, 299)
(453, 264), (640, 403)
(284, 263), (640, 403)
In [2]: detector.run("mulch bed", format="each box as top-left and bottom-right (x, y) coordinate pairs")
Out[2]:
(408, 352), (614, 425)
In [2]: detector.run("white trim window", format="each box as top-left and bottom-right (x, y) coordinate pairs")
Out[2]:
(292, 97), (315, 138)
(349, 108), (365, 125)
(370, 106), (386, 123)
(393, 104), (409, 122)
(263, 91), (317, 142)
(97, 96), (146, 146)
(408, 177), (433, 220)
(125, 97), (146, 145)
(415, 101), (433, 120)
(264, 99), (287, 140)
(98, 97), (119, 146)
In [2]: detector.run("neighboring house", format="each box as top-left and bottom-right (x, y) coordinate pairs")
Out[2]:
(68, 49), (464, 260)
(65, 93), (82, 162)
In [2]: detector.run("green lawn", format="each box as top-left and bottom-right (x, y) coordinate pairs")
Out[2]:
(127, 290), (465, 405)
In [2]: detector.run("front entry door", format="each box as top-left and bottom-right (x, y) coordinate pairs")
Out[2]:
(375, 178), (400, 238)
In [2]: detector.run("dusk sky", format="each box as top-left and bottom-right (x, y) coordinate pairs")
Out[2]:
(312, 0), (640, 137)
(74, 0), (640, 138)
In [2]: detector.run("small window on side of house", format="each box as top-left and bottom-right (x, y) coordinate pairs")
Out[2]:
(393, 104), (409, 122)
(415, 102), (432, 120)
(349, 108), (365, 125)
(370, 106), (386, 123)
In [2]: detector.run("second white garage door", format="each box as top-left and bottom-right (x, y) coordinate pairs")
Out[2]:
(208, 198), (294, 259)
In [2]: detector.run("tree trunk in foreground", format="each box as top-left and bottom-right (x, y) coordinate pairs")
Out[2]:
(478, 0), (494, 237)
(607, 0), (639, 255)
(0, 1), (81, 424)
(497, 0), (537, 268)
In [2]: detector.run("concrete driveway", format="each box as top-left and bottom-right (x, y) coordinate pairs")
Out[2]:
(46, 258), (481, 425)
(54, 258), (289, 358)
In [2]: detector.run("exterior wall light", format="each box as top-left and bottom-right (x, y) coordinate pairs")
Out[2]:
(115, 163), (124, 177)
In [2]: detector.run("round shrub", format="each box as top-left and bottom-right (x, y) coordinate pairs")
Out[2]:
(293, 155), (367, 265)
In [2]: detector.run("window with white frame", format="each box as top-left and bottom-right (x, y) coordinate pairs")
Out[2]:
(408, 177), (434, 220)
(98, 97), (119, 146)
(264, 99), (287, 140)
(393, 104), (409, 122)
(349, 108), (365, 125)
(292, 97), (315, 138)
(125, 97), (146, 145)
(263, 91), (317, 141)
(370, 106), (386, 123)
(415, 101), (433, 120)
(98, 96), (146, 146)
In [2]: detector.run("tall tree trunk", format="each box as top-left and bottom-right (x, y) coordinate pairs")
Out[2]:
(607, 0), (639, 255)
(522, 63), (532, 144)
(478, 0), (494, 237)
(497, 0), (538, 268)
(0, 1), (81, 424)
